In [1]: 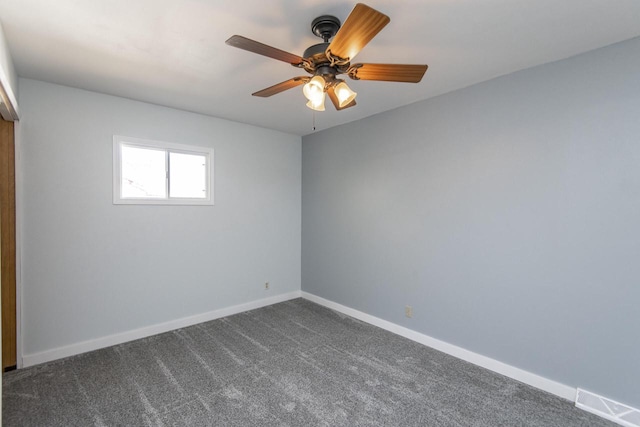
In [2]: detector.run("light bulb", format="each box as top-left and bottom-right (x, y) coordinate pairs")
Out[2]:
(303, 76), (325, 101)
(306, 93), (326, 111)
(334, 81), (357, 108)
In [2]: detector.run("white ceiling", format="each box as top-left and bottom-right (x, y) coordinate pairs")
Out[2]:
(1, 0), (640, 136)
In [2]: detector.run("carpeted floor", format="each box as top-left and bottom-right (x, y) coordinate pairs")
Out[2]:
(3, 298), (613, 426)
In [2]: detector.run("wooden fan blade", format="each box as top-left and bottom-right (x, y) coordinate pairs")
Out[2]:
(326, 3), (390, 61)
(327, 86), (357, 110)
(226, 35), (304, 65)
(348, 63), (428, 83)
(252, 77), (310, 97)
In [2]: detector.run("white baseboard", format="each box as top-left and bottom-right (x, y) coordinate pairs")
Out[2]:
(301, 291), (576, 401)
(21, 288), (630, 425)
(22, 291), (302, 367)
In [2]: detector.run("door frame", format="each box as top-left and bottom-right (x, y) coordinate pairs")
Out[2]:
(14, 120), (22, 369)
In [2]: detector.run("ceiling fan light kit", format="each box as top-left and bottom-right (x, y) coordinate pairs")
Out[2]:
(334, 81), (357, 108)
(306, 97), (326, 111)
(303, 76), (325, 100)
(225, 3), (428, 112)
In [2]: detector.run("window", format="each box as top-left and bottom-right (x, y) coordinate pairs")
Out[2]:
(113, 136), (214, 205)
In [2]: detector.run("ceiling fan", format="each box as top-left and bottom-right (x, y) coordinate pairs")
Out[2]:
(225, 3), (428, 112)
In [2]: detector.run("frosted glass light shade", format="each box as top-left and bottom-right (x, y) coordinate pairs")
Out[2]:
(306, 93), (326, 111)
(334, 81), (357, 107)
(303, 76), (325, 102)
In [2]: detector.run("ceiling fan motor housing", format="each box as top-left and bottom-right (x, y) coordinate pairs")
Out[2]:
(303, 42), (330, 62)
(302, 43), (347, 80)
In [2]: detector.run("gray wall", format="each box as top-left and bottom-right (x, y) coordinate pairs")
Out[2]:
(302, 37), (640, 407)
(18, 78), (301, 357)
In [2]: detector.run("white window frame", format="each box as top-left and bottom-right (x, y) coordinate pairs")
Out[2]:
(113, 135), (214, 205)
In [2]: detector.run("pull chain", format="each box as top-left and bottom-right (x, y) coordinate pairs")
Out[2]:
(312, 110), (316, 131)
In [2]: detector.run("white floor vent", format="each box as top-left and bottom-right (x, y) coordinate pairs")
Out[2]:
(576, 388), (640, 427)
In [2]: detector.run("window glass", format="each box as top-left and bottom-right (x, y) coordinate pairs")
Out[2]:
(169, 152), (207, 198)
(121, 145), (167, 198)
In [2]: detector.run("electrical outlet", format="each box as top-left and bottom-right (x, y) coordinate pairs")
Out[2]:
(405, 305), (413, 318)
(265, 282), (269, 290)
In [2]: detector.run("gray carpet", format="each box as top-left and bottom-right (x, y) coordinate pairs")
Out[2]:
(3, 298), (612, 426)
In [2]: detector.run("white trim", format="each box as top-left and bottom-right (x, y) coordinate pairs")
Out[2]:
(22, 291), (302, 367)
(14, 120), (23, 368)
(0, 20), (19, 120)
(0, 83), (19, 120)
(301, 291), (576, 401)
